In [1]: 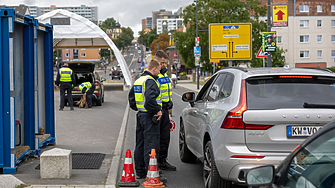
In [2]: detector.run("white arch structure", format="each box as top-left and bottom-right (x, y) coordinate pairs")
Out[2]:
(37, 9), (132, 86)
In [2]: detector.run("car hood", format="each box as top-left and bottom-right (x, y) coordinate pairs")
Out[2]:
(67, 62), (95, 72)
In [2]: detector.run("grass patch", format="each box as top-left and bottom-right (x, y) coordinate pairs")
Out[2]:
(15, 184), (30, 188)
(191, 81), (206, 86)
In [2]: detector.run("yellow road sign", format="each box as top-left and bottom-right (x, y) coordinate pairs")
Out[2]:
(209, 23), (252, 60)
(210, 60), (220, 63)
(273, 5), (288, 27)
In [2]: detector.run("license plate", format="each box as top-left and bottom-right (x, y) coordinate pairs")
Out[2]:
(287, 126), (322, 137)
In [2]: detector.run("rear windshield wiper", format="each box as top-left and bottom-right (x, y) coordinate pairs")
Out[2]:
(303, 102), (335, 109)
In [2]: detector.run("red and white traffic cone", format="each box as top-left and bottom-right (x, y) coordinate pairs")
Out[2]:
(142, 149), (165, 187)
(117, 149), (140, 187)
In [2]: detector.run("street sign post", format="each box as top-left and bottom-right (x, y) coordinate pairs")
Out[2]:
(273, 5), (288, 27)
(195, 37), (200, 46)
(194, 46), (201, 57)
(209, 23), (252, 60)
(256, 46), (268, 58)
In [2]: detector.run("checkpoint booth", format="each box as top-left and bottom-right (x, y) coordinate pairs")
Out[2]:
(0, 8), (55, 174)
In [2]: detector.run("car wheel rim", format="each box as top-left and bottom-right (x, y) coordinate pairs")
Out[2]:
(179, 123), (185, 157)
(204, 146), (212, 188)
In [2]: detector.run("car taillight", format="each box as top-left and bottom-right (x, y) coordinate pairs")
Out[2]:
(221, 80), (273, 130)
(95, 81), (99, 86)
(221, 80), (247, 129)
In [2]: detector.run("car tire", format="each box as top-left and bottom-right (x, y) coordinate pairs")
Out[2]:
(96, 95), (102, 106)
(102, 95), (104, 103)
(204, 141), (232, 188)
(179, 120), (197, 163)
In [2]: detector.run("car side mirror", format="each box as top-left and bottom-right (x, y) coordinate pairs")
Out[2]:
(182, 92), (195, 107)
(101, 78), (106, 82)
(246, 165), (275, 187)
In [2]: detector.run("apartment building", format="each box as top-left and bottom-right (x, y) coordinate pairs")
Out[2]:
(157, 18), (184, 34)
(268, 0), (335, 68)
(146, 17), (153, 30)
(28, 5), (98, 24)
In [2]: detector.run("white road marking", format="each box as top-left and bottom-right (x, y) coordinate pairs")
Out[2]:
(173, 92), (181, 98)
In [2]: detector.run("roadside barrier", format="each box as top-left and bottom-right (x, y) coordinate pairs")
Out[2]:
(142, 149), (164, 187)
(117, 149), (140, 187)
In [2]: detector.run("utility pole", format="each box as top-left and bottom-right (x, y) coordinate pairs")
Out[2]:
(267, 0), (272, 67)
(196, 0), (200, 90)
(175, 31), (178, 84)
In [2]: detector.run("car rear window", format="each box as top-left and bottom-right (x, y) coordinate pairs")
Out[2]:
(246, 76), (335, 110)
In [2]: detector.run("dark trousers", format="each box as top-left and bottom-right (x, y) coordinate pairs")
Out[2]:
(86, 85), (95, 107)
(159, 108), (170, 163)
(60, 82), (73, 109)
(134, 112), (160, 176)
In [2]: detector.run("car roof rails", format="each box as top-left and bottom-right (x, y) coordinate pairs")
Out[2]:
(220, 67), (248, 72)
(299, 67), (334, 73)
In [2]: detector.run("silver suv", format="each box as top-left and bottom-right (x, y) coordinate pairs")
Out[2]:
(180, 67), (335, 188)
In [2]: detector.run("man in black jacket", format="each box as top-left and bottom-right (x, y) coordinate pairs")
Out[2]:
(128, 59), (162, 179)
(55, 63), (76, 111)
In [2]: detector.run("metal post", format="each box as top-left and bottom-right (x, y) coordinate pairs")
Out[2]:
(175, 31), (178, 84)
(267, 0), (272, 67)
(263, 57), (265, 67)
(228, 60), (232, 67)
(196, 0), (199, 90)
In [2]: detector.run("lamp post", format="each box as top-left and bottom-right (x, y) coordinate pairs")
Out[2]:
(267, 0), (272, 67)
(196, 0), (200, 90)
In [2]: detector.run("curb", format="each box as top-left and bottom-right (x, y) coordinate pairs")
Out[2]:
(176, 84), (201, 93)
(105, 102), (130, 185)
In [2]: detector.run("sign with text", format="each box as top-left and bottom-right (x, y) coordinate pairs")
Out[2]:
(194, 46), (201, 57)
(209, 23), (252, 60)
(195, 37), (199, 46)
(273, 5), (288, 27)
(262, 31), (277, 52)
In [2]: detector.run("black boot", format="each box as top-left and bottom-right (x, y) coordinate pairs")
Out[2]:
(159, 159), (176, 171)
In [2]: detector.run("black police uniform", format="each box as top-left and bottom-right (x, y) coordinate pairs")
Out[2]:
(158, 67), (175, 171)
(128, 71), (161, 178)
(55, 65), (76, 110)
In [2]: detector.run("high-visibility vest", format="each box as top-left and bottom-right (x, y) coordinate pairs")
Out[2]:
(158, 72), (172, 102)
(79, 82), (92, 92)
(134, 75), (162, 112)
(59, 67), (73, 82)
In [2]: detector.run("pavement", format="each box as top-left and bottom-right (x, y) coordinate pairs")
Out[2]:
(1, 77), (203, 188)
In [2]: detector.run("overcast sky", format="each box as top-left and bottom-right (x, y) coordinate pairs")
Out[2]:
(3, 0), (195, 37)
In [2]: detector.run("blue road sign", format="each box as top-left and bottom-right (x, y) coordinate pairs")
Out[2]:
(223, 25), (239, 29)
(194, 46), (201, 57)
(141, 62), (145, 68)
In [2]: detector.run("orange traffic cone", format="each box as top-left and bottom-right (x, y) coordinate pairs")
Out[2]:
(117, 149), (140, 187)
(142, 149), (165, 187)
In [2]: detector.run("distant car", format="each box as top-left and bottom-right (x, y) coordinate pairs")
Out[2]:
(138, 50), (141, 54)
(65, 61), (105, 106)
(110, 70), (121, 80)
(130, 53), (133, 56)
(137, 58), (142, 63)
(124, 54), (127, 57)
(246, 120), (335, 187)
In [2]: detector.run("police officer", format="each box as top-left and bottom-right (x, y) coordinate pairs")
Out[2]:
(128, 59), (162, 179)
(154, 50), (176, 171)
(56, 62), (75, 111)
(75, 82), (95, 108)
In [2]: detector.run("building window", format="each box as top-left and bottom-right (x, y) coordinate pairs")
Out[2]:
(65, 53), (69, 57)
(317, 50), (322, 58)
(332, 50), (335, 57)
(300, 35), (309, 43)
(81, 53), (86, 57)
(317, 5), (322, 12)
(332, 20), (335, 27)
(277, 36), (282, 44)
(300, 51), (309, 58)
(317, 20), (322, 27)
(300, 20), (309, 27)
(317, 35), (322, 43)
(331, 35), (335, 42)
(332, 5), (335, 12)
(299, 5), (309, 13)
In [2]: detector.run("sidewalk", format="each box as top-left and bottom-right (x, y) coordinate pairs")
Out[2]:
(3, 81), (202, 188)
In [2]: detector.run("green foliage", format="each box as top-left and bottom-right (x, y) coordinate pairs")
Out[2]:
(113, 27), (134, 50)
(15, 184), (30, 188)
(326, 67), (335, 72)
(138, 28), (158, 49)
(180, 72), (187, 76)
(100, 49), (111, 62)
(99, 17), (117, 32)
(178, 0), (288, 70)
(147, 34), (158, 48)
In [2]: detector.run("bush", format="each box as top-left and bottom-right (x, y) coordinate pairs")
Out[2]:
(179, 72), (187, 76)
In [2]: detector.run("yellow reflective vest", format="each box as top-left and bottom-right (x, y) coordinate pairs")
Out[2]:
(158, 72), (172, 102)
(59, 67), (73, 82)
(134, 75), (162, 112)
(79, 82), (92, 92)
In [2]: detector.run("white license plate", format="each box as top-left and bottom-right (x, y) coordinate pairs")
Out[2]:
(287, 126), (322, 137)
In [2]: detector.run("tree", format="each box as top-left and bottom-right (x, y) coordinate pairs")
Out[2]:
(177, 0), (288, 71)
(150, 33), (169, 55)
(99, 17), (117, 32)
(113, 27), (134, 49)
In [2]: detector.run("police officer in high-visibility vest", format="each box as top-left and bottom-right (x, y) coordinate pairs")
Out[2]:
(155, 50), (176, 171)
(55, 63), (76, 111)
(75, 82), (95, 108)
(128, 59), (162, 179)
